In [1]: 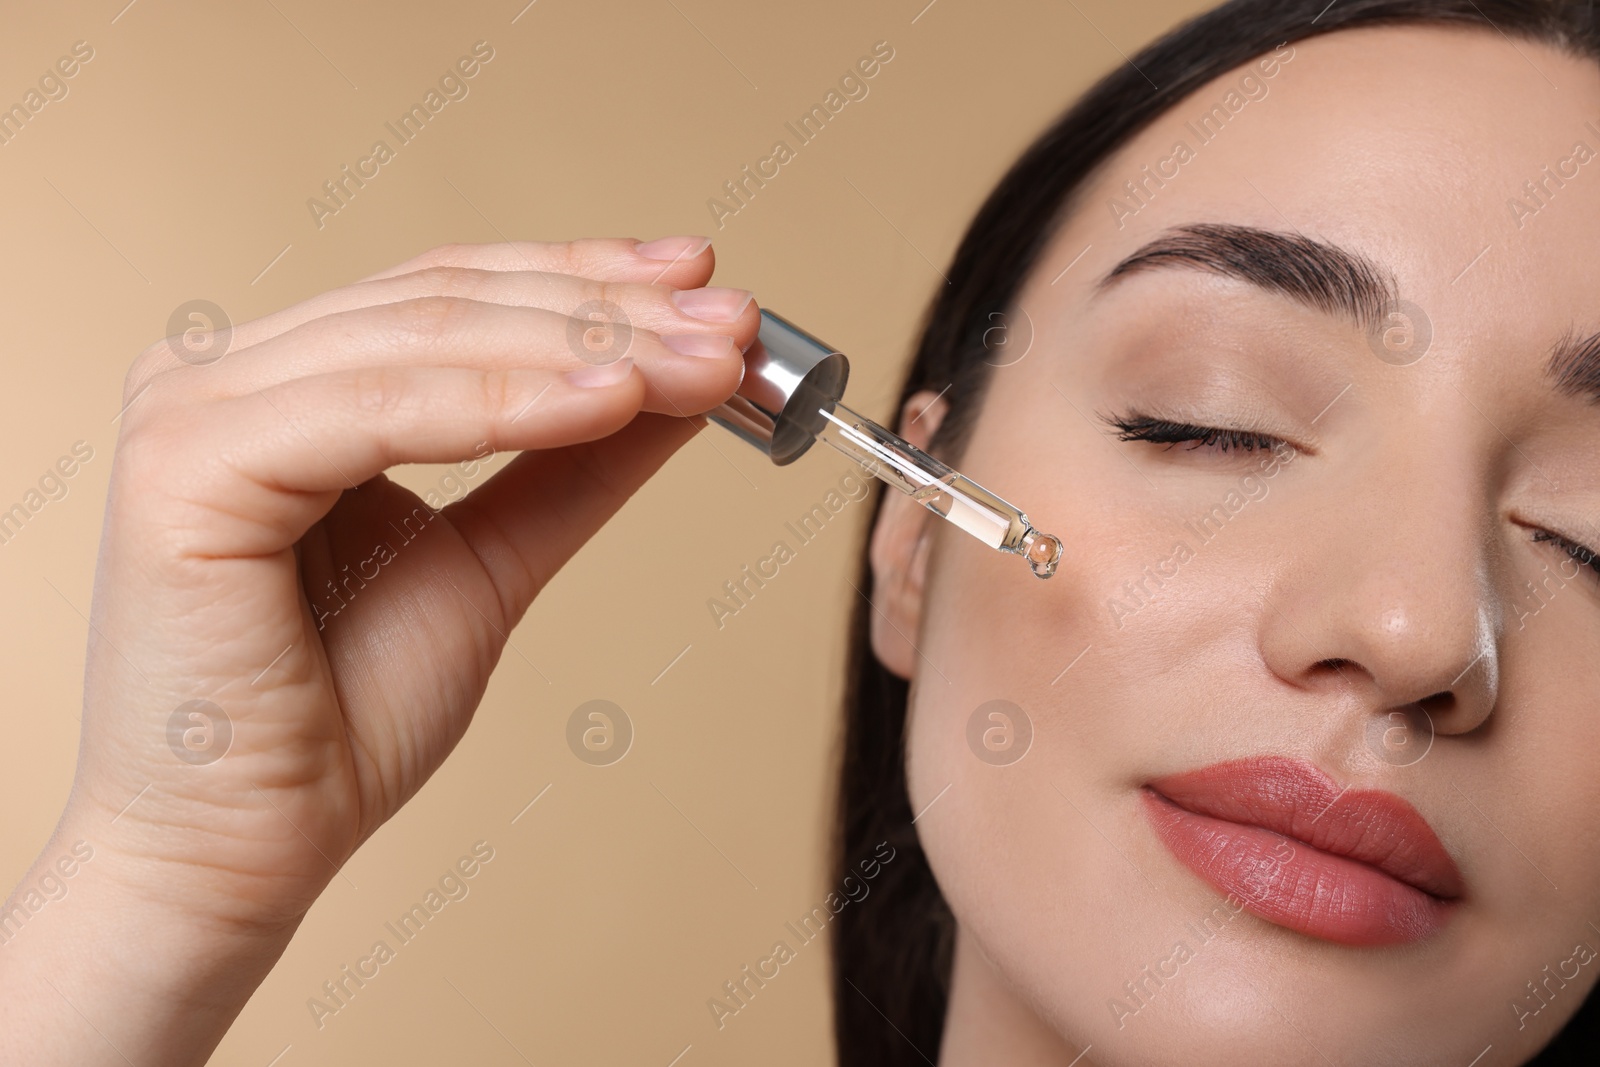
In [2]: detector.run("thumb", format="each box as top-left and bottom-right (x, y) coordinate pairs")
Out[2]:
(442, 412), (710, 622)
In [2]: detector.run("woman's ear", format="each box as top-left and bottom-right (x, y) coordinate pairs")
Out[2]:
(867, 389), (950, 680)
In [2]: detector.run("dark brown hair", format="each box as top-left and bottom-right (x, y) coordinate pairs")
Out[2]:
(830, 2), (1600, 1063)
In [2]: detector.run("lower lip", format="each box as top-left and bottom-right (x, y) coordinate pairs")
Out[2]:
(1140, 788), (1456, 946)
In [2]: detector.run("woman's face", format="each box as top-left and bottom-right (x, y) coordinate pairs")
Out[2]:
(871, 24), (1600, 1066)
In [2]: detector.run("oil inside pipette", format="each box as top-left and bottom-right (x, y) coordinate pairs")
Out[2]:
(814, 401), (1063, 579)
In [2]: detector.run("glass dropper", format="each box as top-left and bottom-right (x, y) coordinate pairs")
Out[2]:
(814, 400), (1063, 579)
(706, 308), (1064, 580)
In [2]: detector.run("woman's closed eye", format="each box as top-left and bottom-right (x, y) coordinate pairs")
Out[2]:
(1532, 529), (1600, 582)
(1102, 409), (1600, 586)
(1099, 410), (1289, 454)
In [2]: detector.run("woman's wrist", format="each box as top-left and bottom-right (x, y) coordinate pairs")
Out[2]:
(0, 802), (308, 1066)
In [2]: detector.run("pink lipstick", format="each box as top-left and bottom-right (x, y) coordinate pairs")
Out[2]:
(1142, 755), (1462, 946)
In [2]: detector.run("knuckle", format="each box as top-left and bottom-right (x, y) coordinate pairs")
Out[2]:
(480, 368), (516, 426)
(122, 342), (175, 409)
(586, 277), (623, 316)
(343, 365), (413, 419)
(413, 264), (489, 301)
(121, 349), (157, 405)
(112, 408), (186, 482)
(555, 238), (614, 278)
(419, 241), (470, 267)
(384, 294), (476, 347)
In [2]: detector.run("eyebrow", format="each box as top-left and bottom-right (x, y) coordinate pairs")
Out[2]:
(1093, 222), (1398, 331)
(1096, 222), (1600, 405)
(1547, 327), (1600, 406)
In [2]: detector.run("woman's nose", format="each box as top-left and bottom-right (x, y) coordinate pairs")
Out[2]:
(1258, 452), (1499, 737)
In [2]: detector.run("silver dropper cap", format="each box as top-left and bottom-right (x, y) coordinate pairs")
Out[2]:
(707, 308), (850, 465)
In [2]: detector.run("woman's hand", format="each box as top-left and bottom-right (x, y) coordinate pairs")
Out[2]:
(0, 236), (755, 1065)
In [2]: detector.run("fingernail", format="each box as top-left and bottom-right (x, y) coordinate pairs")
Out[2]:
(661, 332), (736, 359)
(672, 287), (754, 323)
(634, 235), (711, 261)
(565, 356), (634, 388)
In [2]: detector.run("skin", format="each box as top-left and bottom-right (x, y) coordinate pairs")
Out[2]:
(0, 236), (755, 1064)
(870, 25), (1600, 1067)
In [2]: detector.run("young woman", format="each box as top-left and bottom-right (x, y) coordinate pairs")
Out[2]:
(832, 2), (1600, 1064)
(3, 0), (1599, 1064)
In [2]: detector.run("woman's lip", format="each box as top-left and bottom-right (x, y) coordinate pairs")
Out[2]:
(1141, 755), (1464, 946)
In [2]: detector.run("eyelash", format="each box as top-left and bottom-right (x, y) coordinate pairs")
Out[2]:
(1531, 530), (1600, 580)
(1101, 411), (1283, 453)
(1104, 409), (1600, 578)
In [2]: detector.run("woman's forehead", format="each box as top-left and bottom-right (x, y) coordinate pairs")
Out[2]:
(1024, 24), (1600, 386)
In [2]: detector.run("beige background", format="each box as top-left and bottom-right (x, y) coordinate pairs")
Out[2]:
(0, 1), (1207, 1063)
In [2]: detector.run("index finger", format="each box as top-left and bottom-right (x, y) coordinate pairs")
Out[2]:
(356, 236), (716, 289)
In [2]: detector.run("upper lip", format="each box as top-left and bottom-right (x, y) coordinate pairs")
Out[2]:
(1145, 755), (1464, 900)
